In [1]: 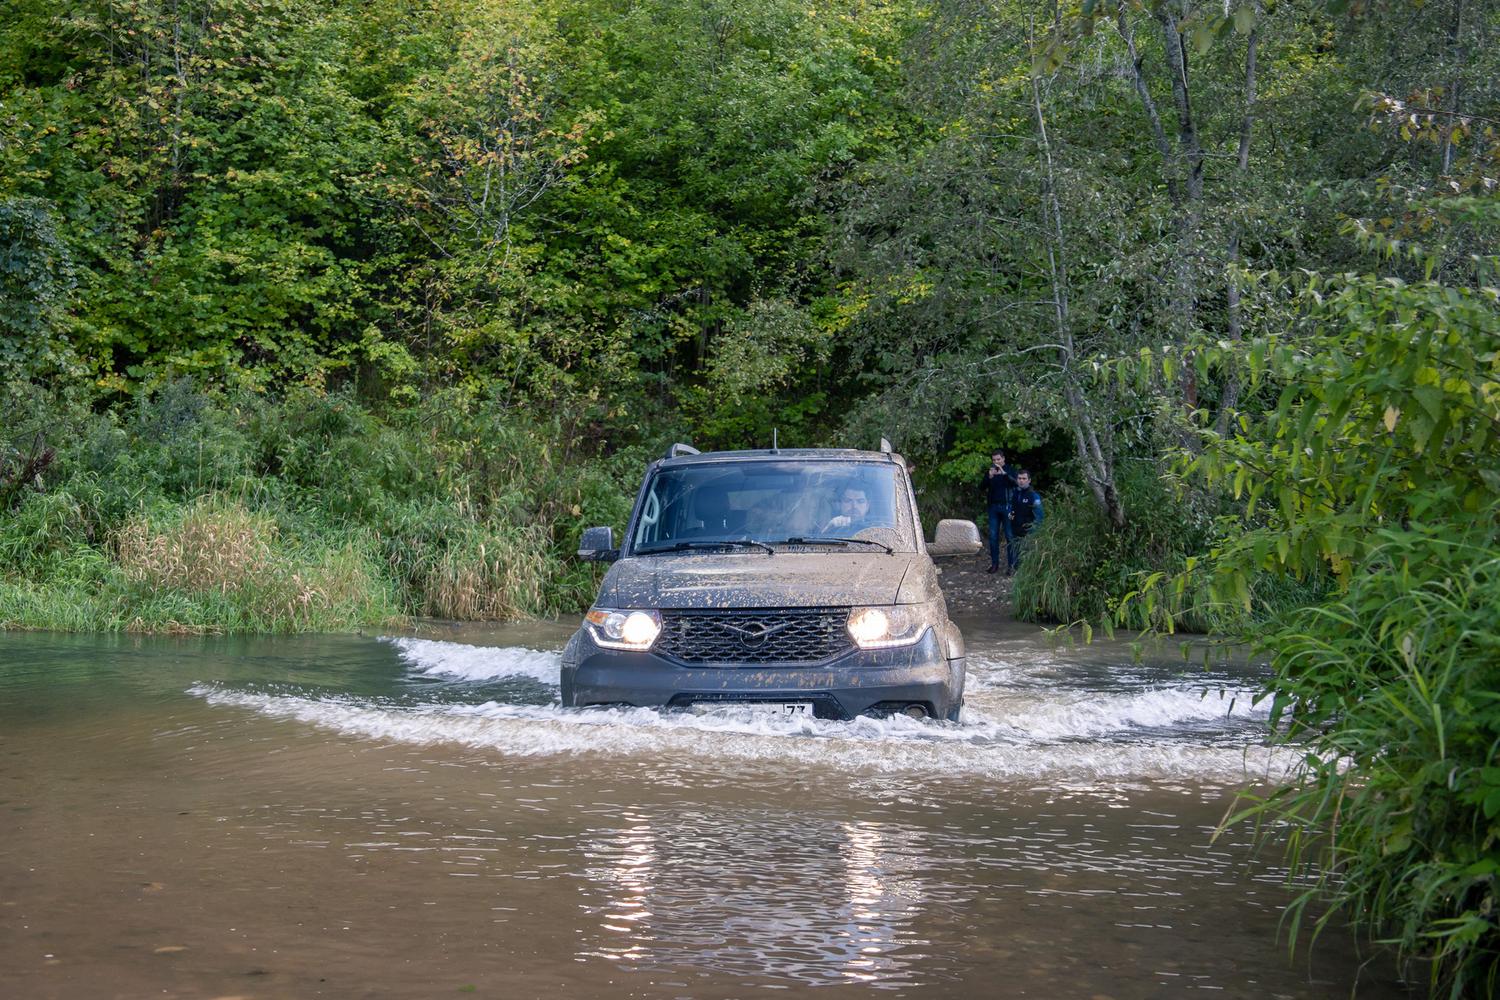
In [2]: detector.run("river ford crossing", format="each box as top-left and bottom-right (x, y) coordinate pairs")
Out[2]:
(0, 617), (1411, 999)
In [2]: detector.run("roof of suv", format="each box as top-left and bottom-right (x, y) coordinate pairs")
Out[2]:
(657, 448), (905, 468)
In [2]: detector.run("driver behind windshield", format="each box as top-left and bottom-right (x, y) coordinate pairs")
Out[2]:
(820, 485), (871, 534)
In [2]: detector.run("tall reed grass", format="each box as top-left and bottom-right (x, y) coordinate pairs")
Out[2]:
(1011, 464), (1327, 634)
(110, 498), (398, 632)
(1233, 532), (1499, 996)
(0, 383), (636, 632)
(1011, 465), (1229, 633)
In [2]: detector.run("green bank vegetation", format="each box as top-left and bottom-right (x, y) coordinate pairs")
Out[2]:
(1121, 260), (1500, 997)
(2, 0), (1497, 991)
(0, 382), (638, 631)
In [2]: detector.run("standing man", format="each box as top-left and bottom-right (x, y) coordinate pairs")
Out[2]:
(1007, 470), (1043, 574)
(977, 449), (1019, 574)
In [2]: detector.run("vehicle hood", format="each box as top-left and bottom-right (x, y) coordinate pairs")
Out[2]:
(596, 552), (937, 609)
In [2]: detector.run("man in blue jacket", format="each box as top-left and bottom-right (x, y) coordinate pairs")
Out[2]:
(1007, 469), (1044, 574)
(977, 449), (1019, 574)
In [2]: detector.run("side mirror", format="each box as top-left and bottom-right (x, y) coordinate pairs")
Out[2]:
(928, 519), (981, 557)
(578, 526), (620, 562)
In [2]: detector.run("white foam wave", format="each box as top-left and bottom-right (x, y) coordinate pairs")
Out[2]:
(191, 685), (1294, 783)
(381, 637), (560, 685)
(970, 685), (1264, 741)
(963, 651), (1079, 691)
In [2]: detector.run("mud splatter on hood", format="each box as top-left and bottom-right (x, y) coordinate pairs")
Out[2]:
(596, 552), (929, 609)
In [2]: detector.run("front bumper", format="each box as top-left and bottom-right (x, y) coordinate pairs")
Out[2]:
(560, 625), (964, 720)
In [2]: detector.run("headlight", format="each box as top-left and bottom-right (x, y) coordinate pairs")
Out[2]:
(846, 605), (933, 649)
(585, 607), (662, 650)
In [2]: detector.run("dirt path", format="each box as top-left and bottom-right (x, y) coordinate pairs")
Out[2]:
(937, 551), (1016, 618)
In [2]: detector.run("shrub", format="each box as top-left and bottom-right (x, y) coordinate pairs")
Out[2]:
(112, 496), (398, 632)
(1239, 529), (1500, 997)
(1010, 462), (1232, 633)
(1130, 270), (1500, 993)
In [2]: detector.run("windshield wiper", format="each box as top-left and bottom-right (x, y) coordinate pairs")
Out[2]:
(778, 536), (895, 555)
(637, 539), (775, 555)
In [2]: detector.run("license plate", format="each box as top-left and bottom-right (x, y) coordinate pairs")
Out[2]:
(692, 701), (813, 717)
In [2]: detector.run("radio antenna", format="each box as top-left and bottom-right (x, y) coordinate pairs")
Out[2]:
(771, 428), (779, 453)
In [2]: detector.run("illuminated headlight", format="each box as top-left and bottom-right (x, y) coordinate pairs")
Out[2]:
(585, 608), (662, 650)
(846, 605), (932, 649)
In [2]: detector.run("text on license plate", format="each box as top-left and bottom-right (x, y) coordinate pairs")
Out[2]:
(694, 701), (813, 717)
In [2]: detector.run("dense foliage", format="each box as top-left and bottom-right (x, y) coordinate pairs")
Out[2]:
(0, 381), (639, 629)
(1157, 261), (1500, 996)
(2, 0), (1498, 990)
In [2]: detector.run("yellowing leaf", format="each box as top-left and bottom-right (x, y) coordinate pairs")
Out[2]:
(1383, 406), (1399, 432)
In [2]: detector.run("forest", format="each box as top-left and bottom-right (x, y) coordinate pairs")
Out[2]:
(1, 0), (1497, 991)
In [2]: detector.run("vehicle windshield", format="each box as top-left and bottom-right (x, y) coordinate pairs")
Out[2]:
(630, 460), (916, 553)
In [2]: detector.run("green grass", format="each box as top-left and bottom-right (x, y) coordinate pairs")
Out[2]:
(0, 382), (636, 633)
(1232, 530), (1500, 998)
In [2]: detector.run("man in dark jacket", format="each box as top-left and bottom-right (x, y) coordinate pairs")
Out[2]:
(1007, 470), (1043, 573)
(977, 449), (1019, 574)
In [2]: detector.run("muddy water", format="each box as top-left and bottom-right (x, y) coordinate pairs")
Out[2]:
(0, 619), (1407, 999)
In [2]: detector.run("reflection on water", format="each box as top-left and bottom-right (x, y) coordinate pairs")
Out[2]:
(840, 821), (919, 984)
(579, 813), (943, 988)
(0, 624), (1410, 999)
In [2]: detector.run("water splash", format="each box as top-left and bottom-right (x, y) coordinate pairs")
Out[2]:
(383, 637), (561, 685)
(191, 686), (1291, 786)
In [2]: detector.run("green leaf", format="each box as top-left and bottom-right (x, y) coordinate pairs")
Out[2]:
(1384, 816), (1413, 856)
(1191, 22), (1215, 56)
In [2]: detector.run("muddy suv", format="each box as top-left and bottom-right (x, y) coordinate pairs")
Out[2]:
(560, 443), (981, 721)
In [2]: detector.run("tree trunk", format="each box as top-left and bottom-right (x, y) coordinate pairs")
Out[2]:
(1030, 53), (1127, 530)
(1152, 0), (1205, 345)
(1115, 1), (1204, 442)
(1440, 0), (1468, 176)
(1215, 2), (1259, 438)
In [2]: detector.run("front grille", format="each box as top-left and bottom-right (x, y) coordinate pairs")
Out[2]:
(657, 608), (853, 664)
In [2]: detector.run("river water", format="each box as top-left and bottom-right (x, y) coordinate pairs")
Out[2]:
(0, 618), (1408, 999)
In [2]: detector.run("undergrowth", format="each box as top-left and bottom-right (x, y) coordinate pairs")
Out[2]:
(0, 382), (639, 633)
(1010, 462), (1327, 634)
(1235, 530), (1500, 997)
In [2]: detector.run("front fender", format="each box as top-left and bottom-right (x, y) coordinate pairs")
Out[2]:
(940, 620), (965, 662)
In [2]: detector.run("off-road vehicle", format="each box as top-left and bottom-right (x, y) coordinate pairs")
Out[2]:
(560, 442), (981, 721)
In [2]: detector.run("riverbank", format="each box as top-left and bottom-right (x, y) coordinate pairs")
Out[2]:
(936, 550), (1017, 618)
(1, 383), (1040, 635)
(0, 386), (639, 634)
